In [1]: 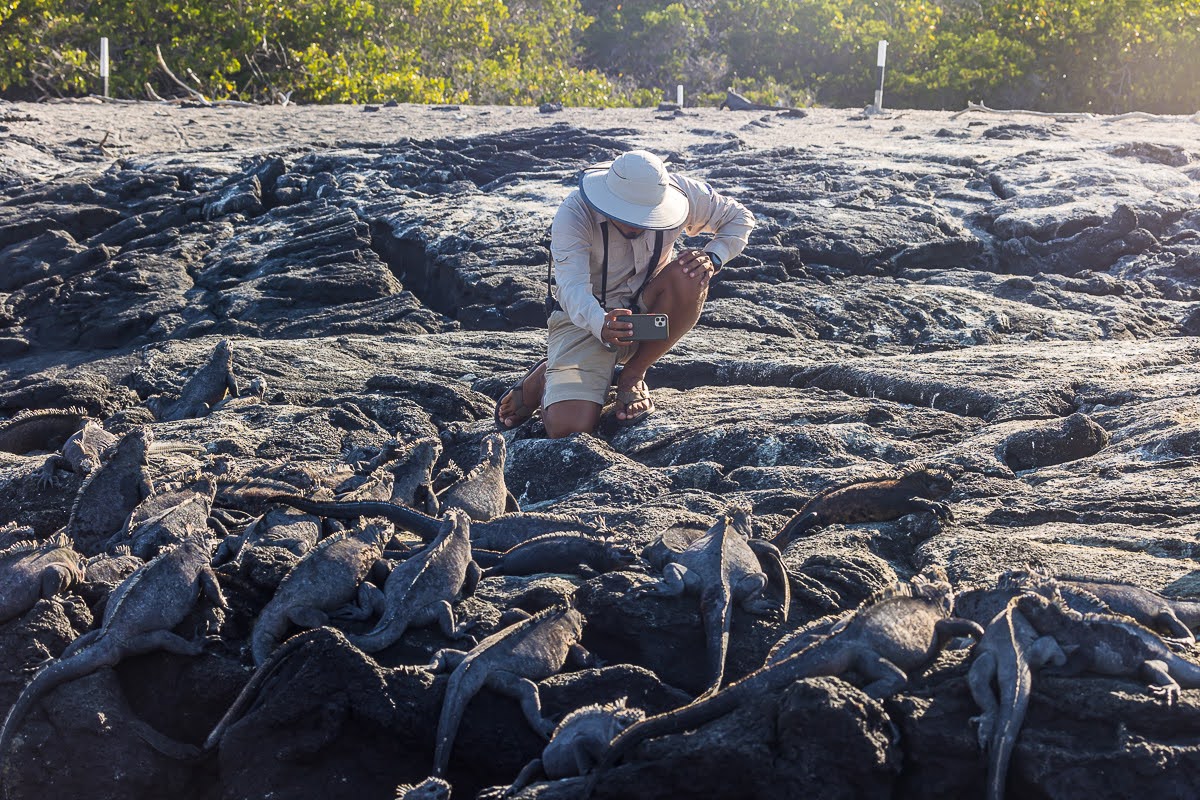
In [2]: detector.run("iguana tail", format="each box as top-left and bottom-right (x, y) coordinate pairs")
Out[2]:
(1166, 652), (1200, 688)
(268, 495), (442, 541)
(0, 641), (120, 793)
(346, 612), (410, 654)
(698, 584), (734, 699)
(432, 662), (485, 777)
(206, 629), (324, 750)
(769, 511), (817, 549)
(581, 643), (831, 798)
(1167, 598), (1200, 635)
(988, 641), (1032, 800)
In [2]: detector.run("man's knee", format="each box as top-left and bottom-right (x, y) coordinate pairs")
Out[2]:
(654, 261), (708, 306)
(543, 401), (601, 439)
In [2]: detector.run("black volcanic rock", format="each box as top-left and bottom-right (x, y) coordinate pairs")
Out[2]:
(1, 105), (1200, 800)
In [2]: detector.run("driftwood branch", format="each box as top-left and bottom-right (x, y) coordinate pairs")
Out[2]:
(952, 100), (1200, 125)
(950, 101), (1092, 122)
(154, 44), (211, 105)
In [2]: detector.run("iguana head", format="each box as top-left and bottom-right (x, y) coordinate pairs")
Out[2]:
(410, 437), (442, 466)
(910, 564), (954, 614)
(603, 542), (638, 569)
(481, 432), (506, 465)
(900, 463), (954, 497)
(727, 506), (754, 538)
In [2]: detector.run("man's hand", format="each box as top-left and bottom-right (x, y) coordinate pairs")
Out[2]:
(602, 309), (634, 346)
(678, 249), (718, 287)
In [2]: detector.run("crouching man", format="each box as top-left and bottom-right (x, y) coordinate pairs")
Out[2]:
(495, 150), (755, 437)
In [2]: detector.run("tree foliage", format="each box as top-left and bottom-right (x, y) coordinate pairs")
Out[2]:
(1, 0), (1197, 111)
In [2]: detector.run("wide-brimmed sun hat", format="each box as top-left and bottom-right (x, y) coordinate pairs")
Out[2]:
(579, 150), (689, 230)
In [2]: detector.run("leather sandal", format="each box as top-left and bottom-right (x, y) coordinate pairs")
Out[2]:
(494, 358), (547, 429)
(615, 380), (655, 427)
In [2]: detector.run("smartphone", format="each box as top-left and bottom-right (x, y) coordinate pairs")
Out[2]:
(627, 313), (669, 341)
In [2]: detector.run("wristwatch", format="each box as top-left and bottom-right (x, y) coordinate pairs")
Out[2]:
(707, 251), (723, 272)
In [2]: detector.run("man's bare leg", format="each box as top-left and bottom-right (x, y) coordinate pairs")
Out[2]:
(615, 253), (711, 420)
(496, 360), (548, 428)
(497, 365), (602, 438)
(543, 400), (602, 439)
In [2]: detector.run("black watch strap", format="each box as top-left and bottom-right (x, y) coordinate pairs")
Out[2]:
(708, 251), (723, 271)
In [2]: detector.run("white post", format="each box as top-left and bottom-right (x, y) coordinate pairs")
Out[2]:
(873, 39), (888, 113)
(676, 84), (684, 108)
(99, 37), (109, 98)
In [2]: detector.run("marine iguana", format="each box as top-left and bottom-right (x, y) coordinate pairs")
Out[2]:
(104, 475), (218, 559)
(0, 535), (227, 784)
(0, 407), (87, 455)
(345, 509), (480, 654)
(266, 494), (594, 552)
(478, 532), (636, 579)
(636, 510), (778, 698)
(642, 517), (791, 623)
(385, 436), (441, 515)
(212, 506), (322, 567)
(156, 338), (240, 421)
(268, 494), (443, 541)
(582, 568), (982, 798)
(395, 777), (451, 800)
(1016, 591), (1200, 702)
(426, 604), (591, 777)
(771, 465), (954, 548)
(1056, 576), (1200, 643)
(0, 533), (86, 624)
(38, 418), (116, 485)
(967, 594), (1067, 800)
(250, 522), (389, 665)
(64, 426), (154, 556)
(438, 433), (519, 521)
(204, 626), (397, 751)
(505, 698), (645, 796)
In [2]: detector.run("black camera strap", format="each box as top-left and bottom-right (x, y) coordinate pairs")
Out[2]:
(597, 221), (610, 309)
(630, 230), (665, 312)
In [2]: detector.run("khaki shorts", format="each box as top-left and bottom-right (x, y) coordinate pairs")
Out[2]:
(543, 310), (637, 408)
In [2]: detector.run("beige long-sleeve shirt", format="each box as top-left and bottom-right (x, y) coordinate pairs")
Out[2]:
(549, 173), (755, 341)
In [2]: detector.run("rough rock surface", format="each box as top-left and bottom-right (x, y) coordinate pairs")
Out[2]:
(1, 99), (1199, 799)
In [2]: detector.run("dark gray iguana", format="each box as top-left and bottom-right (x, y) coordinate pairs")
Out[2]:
(204, 626), (397, 751)
(395, 777), (451, 800)
(250, 522), (389, 665)
(373, 436), (442, 515)
(1055, 576), (1200, 643)
(478, 532), (636, 579)
(967, 594), (1067, 800)
(213, 506), (322, 567)
(0, 408), (87, 455)
(1016, 591), (1200, 702)
(505, 697), (645, 796)
(268, 494), (443, 542)
(771, 465), (954, 549)
(438, 433), (518, 522)
(0, 533), (86, 624)
(426, 604), (591, 777)
(637, 510), (781, 698)
(266, 494), (588, 552)
(155, 338), (240, 422)
(582, 567), (982, 798)
(344, 509), (480, 654)
(38, 418), (116, 486)
(64, 426), (154, 556)
(0, 536), (227, 786)
(104, 475), (218, 560)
